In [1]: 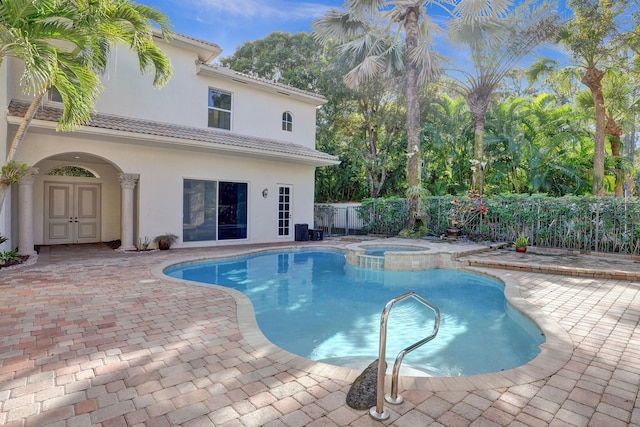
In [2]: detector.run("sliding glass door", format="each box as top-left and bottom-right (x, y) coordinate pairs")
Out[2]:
(183, 179), (247, 242)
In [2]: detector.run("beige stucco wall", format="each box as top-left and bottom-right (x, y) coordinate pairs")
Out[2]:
(17, 130), (315, 247)
(3, 37), (327, 249)
(0, 58), (9, 249)
(6, 41), (321, 149)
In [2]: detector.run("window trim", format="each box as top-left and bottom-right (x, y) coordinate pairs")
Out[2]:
(282, 111), (293, 132)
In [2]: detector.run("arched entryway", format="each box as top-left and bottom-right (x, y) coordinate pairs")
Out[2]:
(16, 153), (139, 252)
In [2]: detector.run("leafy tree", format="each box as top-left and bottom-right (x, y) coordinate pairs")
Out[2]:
(0, 0), (172, 212)
(421, 92), (474, 195)
(481, 94), (591, 196)
(312, 0), (510, 229)
(219, 32), (321, 91)
(527, 58), (583, 105)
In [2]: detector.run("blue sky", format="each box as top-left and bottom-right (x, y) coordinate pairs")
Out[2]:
(138, 0), (344, 58)
(138, 0), (569, 62)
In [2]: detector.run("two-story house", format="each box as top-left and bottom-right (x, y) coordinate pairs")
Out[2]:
(0, 33), (338, 253)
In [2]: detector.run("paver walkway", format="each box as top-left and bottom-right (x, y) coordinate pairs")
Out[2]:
(1, 241), (639, 426)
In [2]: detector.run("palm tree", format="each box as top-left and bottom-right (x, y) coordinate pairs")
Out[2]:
(527, 58), (583, 105)
(560, 0), (626, 195)
(0, 0), (172, 212)
(312, 0), (510, 229)
(445, 0), (561, 194)
(574, 69), (640, 196)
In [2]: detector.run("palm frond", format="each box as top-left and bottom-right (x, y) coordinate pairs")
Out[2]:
(344, 54), (386, 89)
(312, 9), (370, 46)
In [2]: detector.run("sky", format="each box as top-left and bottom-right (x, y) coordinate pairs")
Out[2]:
(138, 0), (344, 58)
(137, 0), (569, 62)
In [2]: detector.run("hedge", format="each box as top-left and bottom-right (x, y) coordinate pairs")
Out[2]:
(356, 194), (640, 255)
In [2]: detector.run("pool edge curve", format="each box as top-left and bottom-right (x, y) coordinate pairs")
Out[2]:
(152, 244), (574, 392)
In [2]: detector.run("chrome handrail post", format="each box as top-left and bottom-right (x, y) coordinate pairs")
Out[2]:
(369, 295), (403, 421)
(387, 295), (440, 404)
(369, 292), (440, 421)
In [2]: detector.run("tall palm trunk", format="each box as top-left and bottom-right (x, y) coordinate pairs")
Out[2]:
(466, 89), (490, 195)
(606, 114), (623, 197)
(471, 110), (486, 194)
(0, 92), (45, 213)
(582, 66), (606, 196)
(404, 6), (421, 228)
(365, 125), (387, 198)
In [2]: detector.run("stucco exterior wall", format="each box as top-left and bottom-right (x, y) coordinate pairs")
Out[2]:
(6, 42), (321, 149)
(0, 58), (9, 249)
(18, 131), (315, 247)
(3, 35), (332, 250)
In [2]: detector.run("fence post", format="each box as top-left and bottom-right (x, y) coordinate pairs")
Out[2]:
(346, 207), (350, 236)
(595, 203), (600, 252)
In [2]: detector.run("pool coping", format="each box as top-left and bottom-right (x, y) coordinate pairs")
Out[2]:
(152, 243), (573, 392)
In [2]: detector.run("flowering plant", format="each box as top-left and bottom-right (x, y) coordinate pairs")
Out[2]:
(450, 189), (487, 227)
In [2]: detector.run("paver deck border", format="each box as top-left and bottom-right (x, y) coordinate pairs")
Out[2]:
(152, 243), (574, 393)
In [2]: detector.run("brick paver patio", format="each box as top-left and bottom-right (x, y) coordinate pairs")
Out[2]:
(1, 241), (639, 426)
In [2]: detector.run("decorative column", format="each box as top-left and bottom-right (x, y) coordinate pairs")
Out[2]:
(18, 167), (39, 256)
(118, 173), (139, 251)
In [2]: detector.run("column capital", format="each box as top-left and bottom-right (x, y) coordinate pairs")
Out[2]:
(18, 167), (39, 185)
(118, 173), (140, 190)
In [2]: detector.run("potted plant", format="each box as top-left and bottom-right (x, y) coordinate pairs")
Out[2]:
(515, 234), (528, 253)
(154, 233), (178, 250)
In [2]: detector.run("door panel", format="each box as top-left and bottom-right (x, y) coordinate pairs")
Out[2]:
(76, 185), (100, 243)
(46, 184), (72, 243)
(278, 185), (292, 237)
(45, 182), (101, 244)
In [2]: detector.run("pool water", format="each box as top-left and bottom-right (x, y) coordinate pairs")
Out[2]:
(164, 250), (545, 377)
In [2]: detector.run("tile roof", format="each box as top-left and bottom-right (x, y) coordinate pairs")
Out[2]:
(201, 64), (328, 104)
(7, 100), (339, 165)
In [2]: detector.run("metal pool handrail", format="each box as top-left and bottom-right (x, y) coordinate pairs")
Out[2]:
(369, 291), (441, 421)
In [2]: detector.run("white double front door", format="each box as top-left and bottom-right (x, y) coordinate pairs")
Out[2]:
(44, 182), (101, 244)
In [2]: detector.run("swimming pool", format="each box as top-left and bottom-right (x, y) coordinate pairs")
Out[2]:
(164, 250), (545, 377)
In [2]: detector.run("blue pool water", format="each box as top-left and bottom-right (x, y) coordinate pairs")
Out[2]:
(164, 250), (545, 376)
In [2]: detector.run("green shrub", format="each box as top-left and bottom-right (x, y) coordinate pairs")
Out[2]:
(0, 249), (21, 265)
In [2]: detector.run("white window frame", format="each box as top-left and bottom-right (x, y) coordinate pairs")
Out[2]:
(282, 111), (293, 132)
(208, 88), (232, 130)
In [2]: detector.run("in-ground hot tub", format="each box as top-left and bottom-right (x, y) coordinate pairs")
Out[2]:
(346, 242), (435, 271)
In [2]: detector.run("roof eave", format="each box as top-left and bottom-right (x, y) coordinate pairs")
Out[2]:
(153, 29), (222, 63)
(196, 63), (327, 106)
(6, 116), (340, 167)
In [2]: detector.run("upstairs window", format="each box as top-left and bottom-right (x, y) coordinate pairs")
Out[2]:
(48, 87), (63, 103)
(208, 88), (232, 130)
(282, 111), (293, 132)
